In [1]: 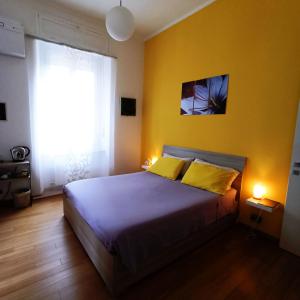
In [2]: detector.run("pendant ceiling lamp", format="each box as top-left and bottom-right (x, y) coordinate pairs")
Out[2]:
(106, 0), (135, 42)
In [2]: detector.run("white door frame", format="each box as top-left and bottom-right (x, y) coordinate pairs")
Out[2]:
(280, 101), (300, 256)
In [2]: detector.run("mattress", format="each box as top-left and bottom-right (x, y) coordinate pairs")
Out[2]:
(64, 171), (237, 272)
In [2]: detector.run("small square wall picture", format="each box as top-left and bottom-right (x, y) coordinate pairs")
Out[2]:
(180, 74), (229, 115)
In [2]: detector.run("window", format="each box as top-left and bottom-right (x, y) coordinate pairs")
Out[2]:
(28, 39), (116, 195)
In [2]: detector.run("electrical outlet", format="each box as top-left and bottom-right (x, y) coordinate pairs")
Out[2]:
(250, 213), (262, 224)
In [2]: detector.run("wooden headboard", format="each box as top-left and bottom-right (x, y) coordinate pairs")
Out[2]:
(163, 145), (247, 201)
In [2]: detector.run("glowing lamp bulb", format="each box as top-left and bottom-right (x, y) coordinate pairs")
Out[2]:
(151, 156), (158, 165)
(253, 184), (266, 200)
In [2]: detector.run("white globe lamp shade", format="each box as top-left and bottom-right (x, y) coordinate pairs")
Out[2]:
(106, 6), (135, 42)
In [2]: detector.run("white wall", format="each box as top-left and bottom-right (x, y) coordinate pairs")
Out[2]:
(0, 0), (144, 174)
(0, 55), (30, 161)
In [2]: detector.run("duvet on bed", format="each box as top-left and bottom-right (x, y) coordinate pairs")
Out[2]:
(64, 171), (237, 272)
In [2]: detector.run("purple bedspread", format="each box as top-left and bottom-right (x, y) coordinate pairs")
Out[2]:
(64, 172), (237, 272)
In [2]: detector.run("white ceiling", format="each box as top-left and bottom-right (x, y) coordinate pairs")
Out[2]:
(52, 0), (215, 40)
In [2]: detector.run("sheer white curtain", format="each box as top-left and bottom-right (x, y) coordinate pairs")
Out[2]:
(27, 39), (116, 195)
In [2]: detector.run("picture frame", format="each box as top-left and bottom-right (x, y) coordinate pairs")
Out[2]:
(181, 74), (229, 115)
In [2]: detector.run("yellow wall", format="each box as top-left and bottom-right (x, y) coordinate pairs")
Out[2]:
(142, 0), (300, 237)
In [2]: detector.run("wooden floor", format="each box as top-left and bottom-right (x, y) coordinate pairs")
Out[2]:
(0, 197), (300, 300)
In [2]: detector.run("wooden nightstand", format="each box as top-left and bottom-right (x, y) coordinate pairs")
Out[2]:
(246, 198), (280, 213)
(246, 198), (280, 237)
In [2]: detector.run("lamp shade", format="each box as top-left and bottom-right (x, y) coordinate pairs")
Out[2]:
(253, 184), (266, 199)
(151, 156), (158, 165)
(106, 5), (135, 42)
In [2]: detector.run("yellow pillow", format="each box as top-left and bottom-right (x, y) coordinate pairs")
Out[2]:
(181, 162), (239, 195)
(147, 157), (185, 180)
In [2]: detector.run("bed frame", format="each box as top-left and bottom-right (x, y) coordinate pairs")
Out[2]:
(63, 145), (247, 295)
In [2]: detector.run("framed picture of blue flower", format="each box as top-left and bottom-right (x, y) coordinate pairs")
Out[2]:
(180, 74), (229, 115)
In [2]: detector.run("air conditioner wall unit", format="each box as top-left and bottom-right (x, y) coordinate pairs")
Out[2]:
(0, 17), (25, 58)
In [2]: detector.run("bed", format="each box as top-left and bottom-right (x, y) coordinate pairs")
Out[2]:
(63, 145), (246, 294)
